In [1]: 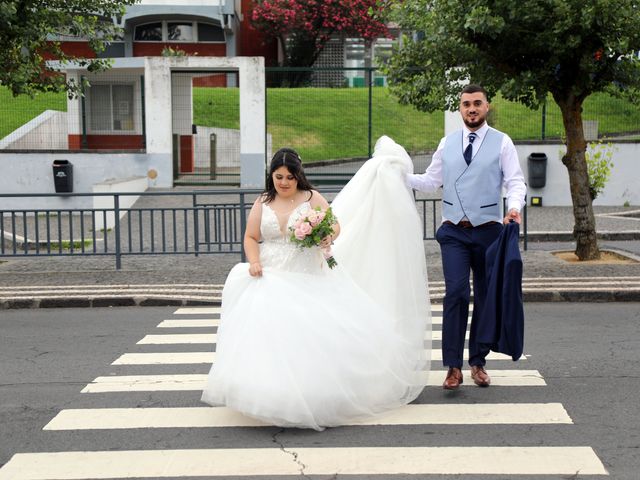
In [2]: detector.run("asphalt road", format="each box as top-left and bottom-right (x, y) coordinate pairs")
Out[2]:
(0, 303), (638, 479)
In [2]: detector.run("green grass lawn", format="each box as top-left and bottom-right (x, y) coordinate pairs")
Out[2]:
(0, 88), (67, 139)
(265, 88), (445, 161)
(194, 86), (640, 161)
(2, 85), (639, 162)
(490, 92), (640, 141)
(194, 86), (443, 161)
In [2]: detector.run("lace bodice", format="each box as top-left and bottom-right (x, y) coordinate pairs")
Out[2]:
(260, 201), (326, 274)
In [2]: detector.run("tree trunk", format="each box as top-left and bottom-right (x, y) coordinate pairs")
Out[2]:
(554, 93), (600, 260)
(281, 36), (319, 87)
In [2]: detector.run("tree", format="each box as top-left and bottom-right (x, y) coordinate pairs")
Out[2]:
(250, 0), (389, 86)
(0, 0), (135, 97)
(385, 0), (640, 260)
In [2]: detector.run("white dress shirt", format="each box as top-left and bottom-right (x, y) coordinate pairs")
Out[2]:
(407, 123), (527, 219)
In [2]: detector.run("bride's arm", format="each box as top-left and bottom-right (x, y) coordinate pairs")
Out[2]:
(244, 198), (263, 277)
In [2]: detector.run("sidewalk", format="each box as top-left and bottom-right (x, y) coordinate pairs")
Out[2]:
(1, 202), (639, 308)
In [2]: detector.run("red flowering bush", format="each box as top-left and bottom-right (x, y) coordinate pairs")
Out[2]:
(251, 0), (390, 81)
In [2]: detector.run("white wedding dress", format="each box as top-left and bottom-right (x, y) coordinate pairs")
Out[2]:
(201, 136), (431, 430)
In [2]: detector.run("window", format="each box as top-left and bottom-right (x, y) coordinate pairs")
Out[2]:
(134, 21), (224, 42)
(168, 22), (194, 41)
(198, 23), (225, 42)
(89, 84), (135, 132)
(134, 22), (162, 41)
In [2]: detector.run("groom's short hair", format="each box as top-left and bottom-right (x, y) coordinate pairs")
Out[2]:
(461, 84), (488, 100)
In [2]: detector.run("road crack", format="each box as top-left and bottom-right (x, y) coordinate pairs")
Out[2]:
(272, 428), (309, 478)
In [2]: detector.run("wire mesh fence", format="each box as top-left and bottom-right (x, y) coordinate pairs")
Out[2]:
(0, 71), (146, 151)
(1, 67), (638, 186)
(175, 71), (243, 185)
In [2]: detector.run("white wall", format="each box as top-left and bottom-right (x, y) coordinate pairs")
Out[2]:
(517, 142), (640, 206)
(0, 110), (68, 150)
(171, 74), (193, 136)
(194, 126), (272, 170)
(143, 56), (266, 188)
(0, 152), (171, 210)
(93, 176), (149, 230)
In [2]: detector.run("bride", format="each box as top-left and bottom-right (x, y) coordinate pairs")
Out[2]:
(201, 137), (431, 430)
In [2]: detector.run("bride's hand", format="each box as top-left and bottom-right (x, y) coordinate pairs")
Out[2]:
(249, 262), (263, 277)
(320, 235), (333, 248)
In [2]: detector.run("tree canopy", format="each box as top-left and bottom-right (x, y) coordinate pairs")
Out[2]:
(250, 0), (389, 85)
(386, 0), (640, 260)
(0, 0), (135, 96)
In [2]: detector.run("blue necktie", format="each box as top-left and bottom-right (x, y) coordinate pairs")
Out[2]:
(464, 132), (477, 165)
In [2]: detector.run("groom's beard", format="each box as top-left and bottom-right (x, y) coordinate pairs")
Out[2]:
(463, 116), (486, 129)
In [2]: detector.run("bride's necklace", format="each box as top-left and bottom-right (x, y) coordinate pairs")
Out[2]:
(271, 193), (299, 216)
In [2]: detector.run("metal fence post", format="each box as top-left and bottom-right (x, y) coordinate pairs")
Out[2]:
(239, 192), (247, 262)
(193, 193), (200, 257)
(210, 133), (217, 180)
(80, 76), (88, 149)
(141, 75), (147, 149)
(114, 194), (122, 270)
(541, 99), (547, 140)
(172, 134), (180, 180)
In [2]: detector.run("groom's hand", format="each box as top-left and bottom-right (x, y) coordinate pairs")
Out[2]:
(503, 208), (521, 224)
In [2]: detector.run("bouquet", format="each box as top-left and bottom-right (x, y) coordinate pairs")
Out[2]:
(290, 206), (338, 268)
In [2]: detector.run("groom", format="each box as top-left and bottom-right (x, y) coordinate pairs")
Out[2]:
(406, 84), (526, 389)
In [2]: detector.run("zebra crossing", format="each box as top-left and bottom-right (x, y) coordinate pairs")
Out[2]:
(0, 305), (608, 479)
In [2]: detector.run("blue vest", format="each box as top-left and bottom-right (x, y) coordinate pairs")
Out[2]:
(442, 128), (504, 225)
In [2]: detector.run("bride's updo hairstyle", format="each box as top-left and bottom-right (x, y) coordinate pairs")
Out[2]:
(263, 147), (314, 203)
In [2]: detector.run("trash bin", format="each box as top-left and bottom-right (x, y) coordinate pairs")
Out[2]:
(52, 159), (73, 193)
(527, 153), (547, 189)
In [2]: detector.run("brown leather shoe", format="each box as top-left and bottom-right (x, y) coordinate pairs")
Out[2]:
(470, 366), (491, 387)
(443, 367), (463, 390)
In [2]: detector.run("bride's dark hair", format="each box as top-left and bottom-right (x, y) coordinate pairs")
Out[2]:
(263, 148), (314, 203)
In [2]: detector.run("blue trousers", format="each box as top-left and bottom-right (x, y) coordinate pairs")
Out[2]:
(436, 221), (504, 368)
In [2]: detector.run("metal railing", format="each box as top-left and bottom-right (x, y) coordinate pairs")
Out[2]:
(1, 190), (527, 269)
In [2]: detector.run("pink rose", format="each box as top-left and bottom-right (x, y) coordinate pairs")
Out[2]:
(294, 221), (312, 240)
(307, 209), (326, 227)
(307, 212), (319, 226)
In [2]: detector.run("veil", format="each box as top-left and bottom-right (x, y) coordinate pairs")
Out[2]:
(331, 136), (431, 364)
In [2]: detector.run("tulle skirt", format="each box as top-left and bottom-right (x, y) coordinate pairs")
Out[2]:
(202, 136), (431, 430)
(201, 263), (427, 431)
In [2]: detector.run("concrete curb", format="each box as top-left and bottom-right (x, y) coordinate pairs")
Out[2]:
(522, 290), (640, 302)
(0, 297), (218, 310)
(525, 231), (640, 242)
(2, 290), (640, 309)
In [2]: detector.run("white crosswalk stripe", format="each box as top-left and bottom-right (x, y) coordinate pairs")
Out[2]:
(112, 350), (525, 365)
(137, 330), (461, 344)
(137, 333), (218, 344)
(0, 304), (607, 479)
(0, 447), (607, 478)
(174, 304), (459, 315)
(44, 403), (572, 430)
(157, 315), (448, 327)
(81, 370), (546, 393)
(174, 306), (222, 314)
